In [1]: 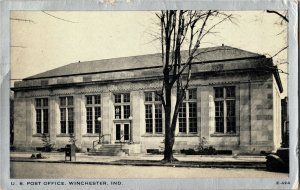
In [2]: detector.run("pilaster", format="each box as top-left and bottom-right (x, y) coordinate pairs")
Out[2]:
(25, 98), (34, 146)
(102, 92), (113, 143)
(49, 96), (57, 144)
(74, 95), (83, 147)
(199, 86), (210, 139)
(131, 90), (142, 143)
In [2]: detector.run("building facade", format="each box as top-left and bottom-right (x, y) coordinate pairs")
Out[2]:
(12, 46), (283, 154)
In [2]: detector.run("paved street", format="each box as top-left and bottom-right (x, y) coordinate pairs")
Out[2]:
(11, 161), (288, 179)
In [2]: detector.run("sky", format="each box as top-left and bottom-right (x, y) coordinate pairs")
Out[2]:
(10, 11), (288, 96)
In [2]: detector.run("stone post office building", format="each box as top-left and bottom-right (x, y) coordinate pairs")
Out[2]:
(12, 46), (283, 154)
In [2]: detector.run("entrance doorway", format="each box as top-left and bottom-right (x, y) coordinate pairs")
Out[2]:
(115, 123), (130, 142)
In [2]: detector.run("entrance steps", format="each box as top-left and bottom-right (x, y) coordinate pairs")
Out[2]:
(88, 144), (126, 156)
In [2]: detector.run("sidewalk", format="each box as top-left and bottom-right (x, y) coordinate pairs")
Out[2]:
(10, 152), (267, 169)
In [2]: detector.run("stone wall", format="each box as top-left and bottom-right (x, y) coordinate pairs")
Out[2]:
(13, 69), (281, 154)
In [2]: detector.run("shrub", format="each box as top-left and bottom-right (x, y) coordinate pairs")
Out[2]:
(41, 133), (54, 152)
(181, 137), (217, 155)
(195, 137), (208, 151)
(203, 146), (217, 155)
(68, 134), (81, 152)
(30, 153), (46, 159)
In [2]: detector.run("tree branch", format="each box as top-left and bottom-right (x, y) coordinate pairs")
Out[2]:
(266, 10), (288, 23)
(10, 18), (35, 23)
(271, 46), (288, 58)
(42, 11), (78, 23)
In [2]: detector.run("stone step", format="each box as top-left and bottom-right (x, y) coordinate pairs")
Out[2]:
(96, 150), (120, 153)
(88, 151), (125, 156)
(101, 145), (122, 148)
(89, 144), (125, 156)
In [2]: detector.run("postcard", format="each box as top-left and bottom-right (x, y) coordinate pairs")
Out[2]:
(1, 0), (298, 189)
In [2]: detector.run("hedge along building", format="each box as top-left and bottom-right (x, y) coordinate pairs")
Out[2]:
(12, 45), (283, 154)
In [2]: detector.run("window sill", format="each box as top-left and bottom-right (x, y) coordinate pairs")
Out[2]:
(32, 134), (49, 137)
(141, 134), (164, 137)
(210, 133), (238, 137)
(56, 134), (72, 137)
(82, 134), (99, 137)
(113, 119), (132, 123)
(176, 133), (199, 137)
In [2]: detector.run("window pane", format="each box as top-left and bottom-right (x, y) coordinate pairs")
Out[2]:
(36, 122), (42, 134)
(59, 97), (66, 106)
(179, 103), (187, 133)
(123, 105), (130, 119)
(215, 101), (224, 133)
(36, 99), (41, 107)
(60, 97), (66, 106)
(145, 92), (152, 102)
(145, 104), (153, 133)
(115, 94), (121, 103)
(189, 102), (197, 118)
(188, 89), (197, 100)
(155, 104), (162, 133)
(43, 121), (48, 134)
(43, 98), (48, 107)
(68, 108), (73, 121)
(215, 101), (224, 117)
(215, 117), (224, 133)
(36, 109), (42, 134)
(189, 118), (197, 133)
(124, 124), (130, 141)
(86, 96), (93, 105)
(116, 124), (121, 140)
(43, 109), (48, 120)
(86, 101), (93, 133)
(179, 118), (187, 133)
(86, 107), (93, 121)
(43, 109), (48, 133)
(215, 87), (223, 98)
(60, 122), (66, 133)
(227, 117), (236, 133)
(67, 96), (73, 106)
(226, 100), (235, 117)
(87, 121), (93, 133)
(115, 106), (121, 119)
(226, 100), (236, 133)
(189, 102), (197, 133)
(226, 86), (235, 98)
(154, 93), (161, 101)
(179, 103), (186, 117)
(146, 119), (153, 133)
(60, 108), (66, 121)
(94, 107), (101, 120)
(95, 121), (101, 134)
(68, 121), (74, 134)
(95, 95), (101, 104)
(145, 104), (152, 118)
(36, 109), (41, 121)
(123, 93), (130, 103)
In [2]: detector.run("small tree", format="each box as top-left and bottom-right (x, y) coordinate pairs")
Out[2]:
(69, 133), (81, 152)
(68, 133), (77, 145)
(156, 10), (233, 162)
(41, 133), (54, 152)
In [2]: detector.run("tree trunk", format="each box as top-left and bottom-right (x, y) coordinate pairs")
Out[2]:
(163, 130), (176, 162)
(162, 86), (178, 162)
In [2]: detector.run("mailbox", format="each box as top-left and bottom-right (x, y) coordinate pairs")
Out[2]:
(65, 144), (76, 161)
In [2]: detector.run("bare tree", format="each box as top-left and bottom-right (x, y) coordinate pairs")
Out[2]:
(266, 10), (288, 60)
(156, 10), (233, 162)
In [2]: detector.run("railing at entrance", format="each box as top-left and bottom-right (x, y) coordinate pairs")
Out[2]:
(92, 134), (112, 150)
